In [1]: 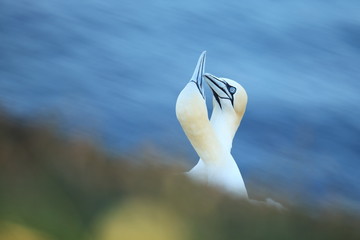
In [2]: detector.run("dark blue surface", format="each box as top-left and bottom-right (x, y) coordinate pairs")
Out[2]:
(1, 0), (359, 211)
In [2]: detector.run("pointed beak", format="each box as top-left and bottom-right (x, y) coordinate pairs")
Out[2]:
(190, 51), (206, 99)
(204, 73), (231, 98)
(204, 73), (234, 106)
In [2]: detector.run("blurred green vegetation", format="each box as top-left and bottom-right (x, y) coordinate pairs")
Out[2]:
(0, 109), (359, 240)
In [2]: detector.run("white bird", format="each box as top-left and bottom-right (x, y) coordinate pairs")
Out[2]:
(176, 52), (248, 197)
(176, 51), (285, 209)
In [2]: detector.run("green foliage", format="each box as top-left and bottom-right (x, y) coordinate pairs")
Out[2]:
(0, 111), (359, 240)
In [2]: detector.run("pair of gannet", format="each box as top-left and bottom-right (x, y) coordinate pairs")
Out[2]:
(176, 52), (285, 209)
(176, 51), (248, 197)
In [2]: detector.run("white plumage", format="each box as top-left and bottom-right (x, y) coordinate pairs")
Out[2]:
(176, 52), (248, 198)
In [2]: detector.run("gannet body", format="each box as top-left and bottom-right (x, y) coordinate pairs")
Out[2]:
(176, 52), (248, 197)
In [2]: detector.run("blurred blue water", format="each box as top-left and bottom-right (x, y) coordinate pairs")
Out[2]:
(1, 0), (359, 211)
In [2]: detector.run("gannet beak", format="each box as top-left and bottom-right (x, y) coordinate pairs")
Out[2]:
(204, 73), (234, 106)
(190, 51), (206, 99)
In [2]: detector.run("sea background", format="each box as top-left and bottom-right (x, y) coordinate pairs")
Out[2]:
(0, 0), (359, 212)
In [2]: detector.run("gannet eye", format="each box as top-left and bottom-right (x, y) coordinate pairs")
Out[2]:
(229, 86), (236, 94)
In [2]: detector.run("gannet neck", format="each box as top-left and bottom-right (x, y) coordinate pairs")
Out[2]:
(210, 102), (240, 152)
(176, 83), (225, 165)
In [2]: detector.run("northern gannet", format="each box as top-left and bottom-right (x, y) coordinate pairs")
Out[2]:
(203, 73), (284, 209)
(176, 52), (284, 209)
(176, 52), (248, 197)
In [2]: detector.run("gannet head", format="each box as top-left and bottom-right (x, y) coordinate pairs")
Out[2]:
(204, 73), (248, 128)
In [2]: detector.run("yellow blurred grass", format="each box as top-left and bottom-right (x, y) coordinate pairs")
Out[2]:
(94, 198), (189, 240)
(0, 221), (52, 240)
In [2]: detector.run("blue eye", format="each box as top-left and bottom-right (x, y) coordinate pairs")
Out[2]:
(229, 86), (236, 94)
